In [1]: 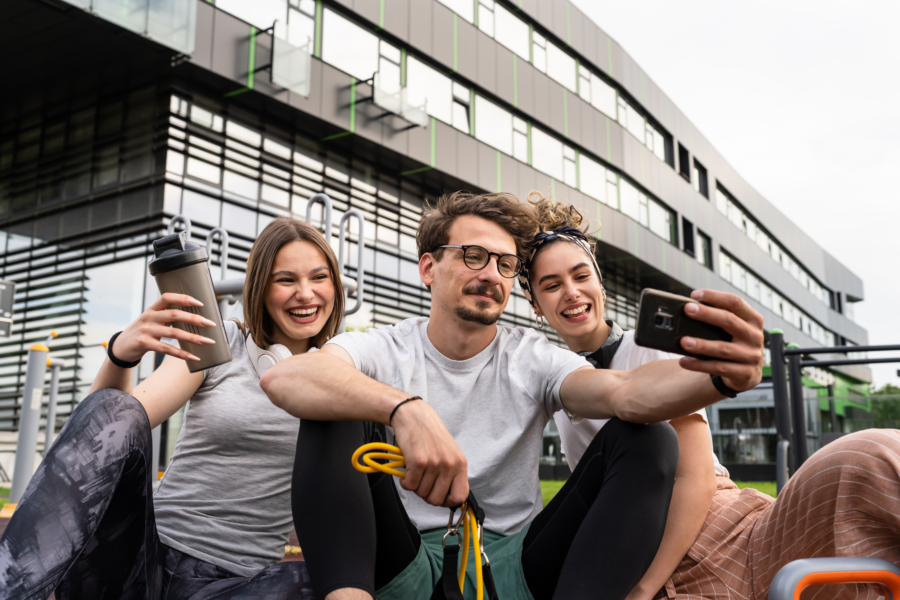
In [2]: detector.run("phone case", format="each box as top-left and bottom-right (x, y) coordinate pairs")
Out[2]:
(634, 289), (733, 360)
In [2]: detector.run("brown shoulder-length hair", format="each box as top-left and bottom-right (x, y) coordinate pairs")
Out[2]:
(238, 217), (344, 349)
(416, 191), (538, 261)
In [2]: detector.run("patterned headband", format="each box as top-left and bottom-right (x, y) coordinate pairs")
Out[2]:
(517, 226), (604, 308)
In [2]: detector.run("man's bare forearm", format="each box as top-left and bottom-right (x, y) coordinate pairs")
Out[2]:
(561, 361), (724, 424)
(260, 350), (408, 423)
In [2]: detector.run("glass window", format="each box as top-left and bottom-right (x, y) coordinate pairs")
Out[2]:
(532, 32), (547, 73)
(80, 258), (146, 351)
(618, 97), (646, 143)
(181, 190), (220, 227)
(190, 105), (224, 131)
(478, 1), (494, 36)
(222, 201), (258, 238)
(545, 41), (577, 92)
(606, 170), (619, 209)
(406, 57), (453, 125)
(531, 127), (564, 180)
(226, 120), (261, 147)
(493, 5), (530, 60)
(696, 231), (711, 268)
(166, 150), (184, 175)
(512, 117), (528, 162)
(215, 0), (286, 29)
(578, 154), (607, 203)
(322, 9), (379, 81)
(715, 185), (728, 215)
(474, 95), (513, 155)
(186, 157), (221, 184)
(618, 178), (641, 223)
(563, 147), (577, 188)
(648, 200), (672, 242)
(590, 76), (617, 119)
(223, 169), (259, 200)
(435, 0), (474, 22)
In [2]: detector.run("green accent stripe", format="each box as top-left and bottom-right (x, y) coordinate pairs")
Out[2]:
(379, 0), (385, 29)
(223, 87), (251, 98)
(248, 26), (257, 89)
(513, 56), (518, 108)
(453, 14), (458, 72)
(399, 166), (434, 176)
(349, 78), (357, 133)
(315, 1), (323, 58)
(401, 48), (407, 86)
(321, 131), (352, 141)
(496, 151), (502, 192)
(563, 89), (568, 137)
(430, 118), (437, 167)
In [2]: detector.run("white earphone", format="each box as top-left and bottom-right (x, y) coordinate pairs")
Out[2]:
(245, 335), (293, 378)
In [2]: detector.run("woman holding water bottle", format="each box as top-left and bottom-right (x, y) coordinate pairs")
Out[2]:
(0, 217), (341, 600)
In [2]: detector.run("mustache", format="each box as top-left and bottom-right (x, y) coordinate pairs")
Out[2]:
(463, 283), (502, 302)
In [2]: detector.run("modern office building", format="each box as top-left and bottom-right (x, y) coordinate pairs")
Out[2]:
(0, 0), (871, 478)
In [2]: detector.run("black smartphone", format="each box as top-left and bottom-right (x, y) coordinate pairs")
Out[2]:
(634, 289), (732, 360)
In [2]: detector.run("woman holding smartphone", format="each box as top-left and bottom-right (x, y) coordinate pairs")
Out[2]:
(522, 193), (900, 600)
(0, 217), (340, 600)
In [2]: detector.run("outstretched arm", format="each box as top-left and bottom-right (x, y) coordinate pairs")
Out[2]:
(261, 344), (469, 507)
(560, 289), (764, 423)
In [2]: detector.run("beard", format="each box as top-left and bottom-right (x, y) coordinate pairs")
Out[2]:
(455, 283), (504, 326)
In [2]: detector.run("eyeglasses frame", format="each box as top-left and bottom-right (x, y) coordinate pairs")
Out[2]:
(436, 245), (524, 278)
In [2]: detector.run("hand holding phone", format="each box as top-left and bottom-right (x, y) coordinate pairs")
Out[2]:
(635, 288), (765, 394)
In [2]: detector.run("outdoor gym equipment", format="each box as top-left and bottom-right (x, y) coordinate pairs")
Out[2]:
(769, 557), (900, 600)
(769, 330), (900, 492)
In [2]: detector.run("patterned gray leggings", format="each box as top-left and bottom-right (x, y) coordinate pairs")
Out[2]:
(0, 388), (313, 600)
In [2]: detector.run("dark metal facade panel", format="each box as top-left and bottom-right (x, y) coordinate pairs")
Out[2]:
(499, 153), (518, 196)
(318, 64), (354, 133)
(514, 57), (535, 116)
(192, 1), (215, 70)
(548, 85), (565, 138)
(434, 120), (457, 176)
(476, 30), (497, 93)
(476, 143), (497, 193)
(456, 19), (478, 82)
(209, 10), (248, 82)
(287, 61), (324, 118)
(353, 0), (381, 28)
(431, 3), (454, 71)
(455, 133), (479, 185)
(407, 119), (432, 167)
(495, 45), (516, 108)
(383, 0), (410, 42)
(409, 0), (433, 55)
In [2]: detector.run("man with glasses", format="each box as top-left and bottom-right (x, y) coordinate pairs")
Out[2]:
(263, 192), (766, 600)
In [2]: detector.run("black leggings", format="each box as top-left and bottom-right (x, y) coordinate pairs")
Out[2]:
(293, 418), (678, 600)
(0, 389), (313, 600)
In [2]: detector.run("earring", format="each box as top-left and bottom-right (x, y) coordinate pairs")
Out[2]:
(534, 314), (545, 329)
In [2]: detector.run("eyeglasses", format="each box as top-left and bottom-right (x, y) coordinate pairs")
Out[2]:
(438, 245), (523, 278)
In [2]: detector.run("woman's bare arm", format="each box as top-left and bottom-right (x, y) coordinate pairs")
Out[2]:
(626, 414), (718, 600)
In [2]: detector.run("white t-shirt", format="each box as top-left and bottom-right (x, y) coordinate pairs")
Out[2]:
(327, 317), (590, 535)
(554, 328), (728, 477)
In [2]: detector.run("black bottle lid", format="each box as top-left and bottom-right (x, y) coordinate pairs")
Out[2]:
(148, 232), (209, 276)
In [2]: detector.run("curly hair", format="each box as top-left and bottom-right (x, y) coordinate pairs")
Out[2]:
(526, 191), (598, 253)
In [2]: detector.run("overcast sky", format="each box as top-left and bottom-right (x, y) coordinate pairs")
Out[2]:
(572, 0), (900, 388)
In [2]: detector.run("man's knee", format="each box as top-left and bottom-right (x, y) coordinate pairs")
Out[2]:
(603, 418), (679, 481)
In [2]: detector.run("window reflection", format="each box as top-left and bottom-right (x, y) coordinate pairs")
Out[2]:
(545, 41), (577, 92)
(435, 0), (474, 22)
(406, 57), (453, 124)
(322, 9), (379, 80)
(216, 0), (287, 29)
(474, 95), (513, 155)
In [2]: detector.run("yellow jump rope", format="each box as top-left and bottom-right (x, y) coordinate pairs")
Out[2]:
(352, 442), (488, 600)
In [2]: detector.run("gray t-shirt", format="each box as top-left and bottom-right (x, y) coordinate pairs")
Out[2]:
(328, 317), (589, 535)
(154, 320), (300, 577)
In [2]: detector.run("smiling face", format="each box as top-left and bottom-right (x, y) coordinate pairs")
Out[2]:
(530, 240), (607, 350)
(421, 214), (517, 327)
(264, 240), (336, 353)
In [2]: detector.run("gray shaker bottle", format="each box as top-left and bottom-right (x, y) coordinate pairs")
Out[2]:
(148, 231), (232, 373)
